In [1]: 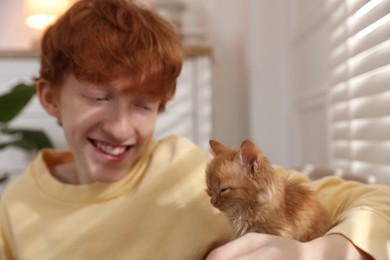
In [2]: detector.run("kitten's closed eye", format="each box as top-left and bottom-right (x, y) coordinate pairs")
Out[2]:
(220, 186), (230, 194)
(205, 186), (231, 196)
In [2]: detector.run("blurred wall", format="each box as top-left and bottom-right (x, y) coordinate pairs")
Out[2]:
(245, 0), (292, 167)
(0, 0), (38, 49)
(202, 0), (331, 168)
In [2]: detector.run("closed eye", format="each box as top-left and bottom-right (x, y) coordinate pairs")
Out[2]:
(134, 97), (159, 112)
(220, 186), (230, 194)
(135, 103), (152, 111)
(95, 97), (109, 102)
(82, 93), (110, 103)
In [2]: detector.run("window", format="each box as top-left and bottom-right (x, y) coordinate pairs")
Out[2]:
(328, 0), (390, 183)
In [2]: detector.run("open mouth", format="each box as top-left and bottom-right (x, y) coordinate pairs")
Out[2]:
(88, 138), (132, 156)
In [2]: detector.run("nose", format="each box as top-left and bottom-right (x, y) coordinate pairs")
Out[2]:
(210, 197), (217, 207)
(101, 109), (135, 142)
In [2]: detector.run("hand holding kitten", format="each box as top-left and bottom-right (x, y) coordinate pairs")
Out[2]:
(206, 233), (372, 260)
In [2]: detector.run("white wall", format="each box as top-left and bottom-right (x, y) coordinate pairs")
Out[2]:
(202, 0), (332, 168)
(0, 0), (38, 49)
(287, 0), (332, 168)
(245, 0), (292, 167)
(178, 0), (251, 148)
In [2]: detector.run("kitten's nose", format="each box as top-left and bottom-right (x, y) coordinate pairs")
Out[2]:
(210, 197), (217, 207)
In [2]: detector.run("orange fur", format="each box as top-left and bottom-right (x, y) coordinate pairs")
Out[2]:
(205, 139), (331, 241)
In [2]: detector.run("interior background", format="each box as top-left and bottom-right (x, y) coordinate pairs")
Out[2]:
(0, 0), (388, 178)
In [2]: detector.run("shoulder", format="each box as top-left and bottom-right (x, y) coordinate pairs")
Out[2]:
(1, 149), (71, 202)
(152, 136), (211, 164)
(154, 135), (206, 152)
(140, 136), (211, 189)
(1, 164), (34, 205)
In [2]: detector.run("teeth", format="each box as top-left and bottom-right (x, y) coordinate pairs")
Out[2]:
(95, 142), (127, 156)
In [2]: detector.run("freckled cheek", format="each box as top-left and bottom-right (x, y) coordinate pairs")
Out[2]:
(67, 107), (105, 131)
(61, 105), (107, 142)
(133, 113), (158, 135)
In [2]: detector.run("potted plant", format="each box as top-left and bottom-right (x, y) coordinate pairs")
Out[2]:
(0, 83), (54, 184)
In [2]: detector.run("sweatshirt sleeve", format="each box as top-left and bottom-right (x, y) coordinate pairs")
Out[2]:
(274, 164), (390, 260)
(309, 176), (390, 260)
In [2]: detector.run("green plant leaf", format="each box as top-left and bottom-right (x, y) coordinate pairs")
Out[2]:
(0, 83), (36, 123)
(0, 139), (37, 151)
(0, 128), (53, 151)
(0, 174), (9, 184)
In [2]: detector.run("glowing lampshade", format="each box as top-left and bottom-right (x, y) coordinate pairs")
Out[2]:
(25, 0), (71, 30)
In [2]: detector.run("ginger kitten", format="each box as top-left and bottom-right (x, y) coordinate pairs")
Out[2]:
(205, 139), (331, 241)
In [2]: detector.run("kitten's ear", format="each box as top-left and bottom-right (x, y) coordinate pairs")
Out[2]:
(209, 139), (231, 155)
(237, 140), (260, 173)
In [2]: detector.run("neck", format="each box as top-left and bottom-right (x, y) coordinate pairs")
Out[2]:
(50, 161), (91, 185)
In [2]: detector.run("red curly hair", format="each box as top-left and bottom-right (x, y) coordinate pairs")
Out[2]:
(39, 0), (183, 111)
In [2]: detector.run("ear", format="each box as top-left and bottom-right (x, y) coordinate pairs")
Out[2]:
(209, 139), (231, 155)
(36, 79), (61, 120)
(237, 139), (259, 173)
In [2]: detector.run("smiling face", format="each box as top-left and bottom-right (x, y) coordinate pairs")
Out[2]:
(37, 73), (160, 184)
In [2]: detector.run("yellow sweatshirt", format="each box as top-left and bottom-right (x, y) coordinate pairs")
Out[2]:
(0, 136), (389, 259)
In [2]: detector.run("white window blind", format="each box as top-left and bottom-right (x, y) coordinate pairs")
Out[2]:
(328, 0), (390, 184)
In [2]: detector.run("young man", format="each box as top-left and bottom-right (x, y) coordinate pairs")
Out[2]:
(1, 0), (389, 259)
